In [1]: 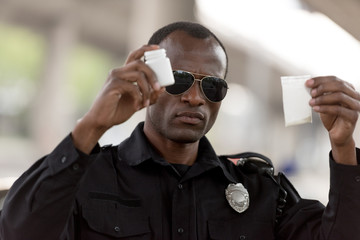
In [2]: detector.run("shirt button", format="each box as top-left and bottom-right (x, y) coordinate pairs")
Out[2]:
(177, 227), (184, 234)
(72, 163), (80, 171)
(60, 156), (67, 163)
(178, 184), (183, 189)
(114, 226), (120, 232)
(239, 235), (246, 240)
(355, 176), (360, 182)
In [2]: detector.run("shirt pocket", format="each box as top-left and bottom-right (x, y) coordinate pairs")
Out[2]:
(208, 217), (274, 240)
(82, 192), (151, 239)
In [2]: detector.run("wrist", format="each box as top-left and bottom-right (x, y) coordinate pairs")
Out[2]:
(331, 138), (357, 165)
(72, 116), (107, 154)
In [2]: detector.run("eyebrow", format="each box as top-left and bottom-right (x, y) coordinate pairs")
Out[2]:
(174, 69), (224, 79)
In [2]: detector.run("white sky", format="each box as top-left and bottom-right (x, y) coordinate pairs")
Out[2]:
(196, 0), (360, 89)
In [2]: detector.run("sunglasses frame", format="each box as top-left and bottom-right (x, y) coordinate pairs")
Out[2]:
(166, 70), (228, 103)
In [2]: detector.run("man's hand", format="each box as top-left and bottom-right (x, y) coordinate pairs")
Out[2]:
(306, 76), (360, 165)
(72, 45), (165, 154)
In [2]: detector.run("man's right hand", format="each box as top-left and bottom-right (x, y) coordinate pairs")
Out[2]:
(72, 45), (164, 154)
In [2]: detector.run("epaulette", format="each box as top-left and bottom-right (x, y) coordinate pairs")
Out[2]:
(220, 152), (274, 176)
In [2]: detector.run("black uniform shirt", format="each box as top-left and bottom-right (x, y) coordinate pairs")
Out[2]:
(1, 122), (360, 240)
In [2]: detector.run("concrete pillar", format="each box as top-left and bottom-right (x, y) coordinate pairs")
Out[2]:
(126, 0), (195, 51)
(30, 13), (77, 155)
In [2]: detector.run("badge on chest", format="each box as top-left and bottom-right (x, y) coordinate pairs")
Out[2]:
(225, 183), (250, 213)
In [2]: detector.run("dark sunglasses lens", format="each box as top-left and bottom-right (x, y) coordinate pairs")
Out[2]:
(166, 71), (194, 95)
(202, 77), (228, 102)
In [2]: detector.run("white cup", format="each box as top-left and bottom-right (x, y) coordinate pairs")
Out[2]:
(281, 75), (312, 127)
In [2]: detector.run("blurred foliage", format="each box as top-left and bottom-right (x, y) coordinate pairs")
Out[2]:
(0, 22), (127, 139)
(0, 23), (44, 121)
(0, 23), (45, 85)
(0, 22), (123, 117)
(67, 45), (116, 113)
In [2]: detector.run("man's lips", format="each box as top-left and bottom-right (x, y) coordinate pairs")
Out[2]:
(175, 111), (205, 124)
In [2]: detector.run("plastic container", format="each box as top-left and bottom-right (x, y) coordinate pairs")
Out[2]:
(144, 49), (175, 87)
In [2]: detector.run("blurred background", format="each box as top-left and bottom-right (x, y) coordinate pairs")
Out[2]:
(1, 0), (359, 206)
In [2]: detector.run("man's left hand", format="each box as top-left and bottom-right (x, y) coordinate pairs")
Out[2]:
(306, 76), (360, 165)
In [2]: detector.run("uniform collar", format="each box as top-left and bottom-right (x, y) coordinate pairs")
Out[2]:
(117, 122), (236, 183)
(117, 122), (156, 165)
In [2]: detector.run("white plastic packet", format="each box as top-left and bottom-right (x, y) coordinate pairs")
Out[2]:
(281, 75), (312, 127)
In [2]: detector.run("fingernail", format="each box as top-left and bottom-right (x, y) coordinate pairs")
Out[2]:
(311, 89), (317, 96)
(309, 99), (316, 105)
(145, 99), (150, 107)
(306, 79), (314, 86)
(313, 106), (320, 111)
(154, 82), (161, 91)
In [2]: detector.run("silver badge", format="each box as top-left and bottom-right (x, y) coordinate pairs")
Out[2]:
(225, 183), (250, 213)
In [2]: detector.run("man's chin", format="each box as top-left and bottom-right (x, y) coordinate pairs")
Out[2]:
(167, 129), (204, 144)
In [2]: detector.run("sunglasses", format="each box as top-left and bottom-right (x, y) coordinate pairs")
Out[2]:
(166, 70), (228, 102)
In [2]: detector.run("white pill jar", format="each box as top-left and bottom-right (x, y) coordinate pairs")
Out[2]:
(144, 48), (175, 87)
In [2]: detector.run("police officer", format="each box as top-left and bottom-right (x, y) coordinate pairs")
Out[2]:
(1, 21), (360, 239)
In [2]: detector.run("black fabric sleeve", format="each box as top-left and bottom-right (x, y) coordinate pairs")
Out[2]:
(0, 134), (98, 240)
(276, 148), (360, 239)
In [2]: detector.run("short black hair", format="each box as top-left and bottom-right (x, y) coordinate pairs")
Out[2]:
(148, 21), (228, 78)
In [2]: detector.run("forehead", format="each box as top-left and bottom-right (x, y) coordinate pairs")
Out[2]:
(158, 31), (227, 78)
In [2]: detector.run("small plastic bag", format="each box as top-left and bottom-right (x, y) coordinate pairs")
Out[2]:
(281, 75), (312, 127)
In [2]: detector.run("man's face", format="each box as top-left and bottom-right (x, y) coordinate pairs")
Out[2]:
(144, 30), (227, 143)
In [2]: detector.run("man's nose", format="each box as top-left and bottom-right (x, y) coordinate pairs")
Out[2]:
(180, 81), (206, 106)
